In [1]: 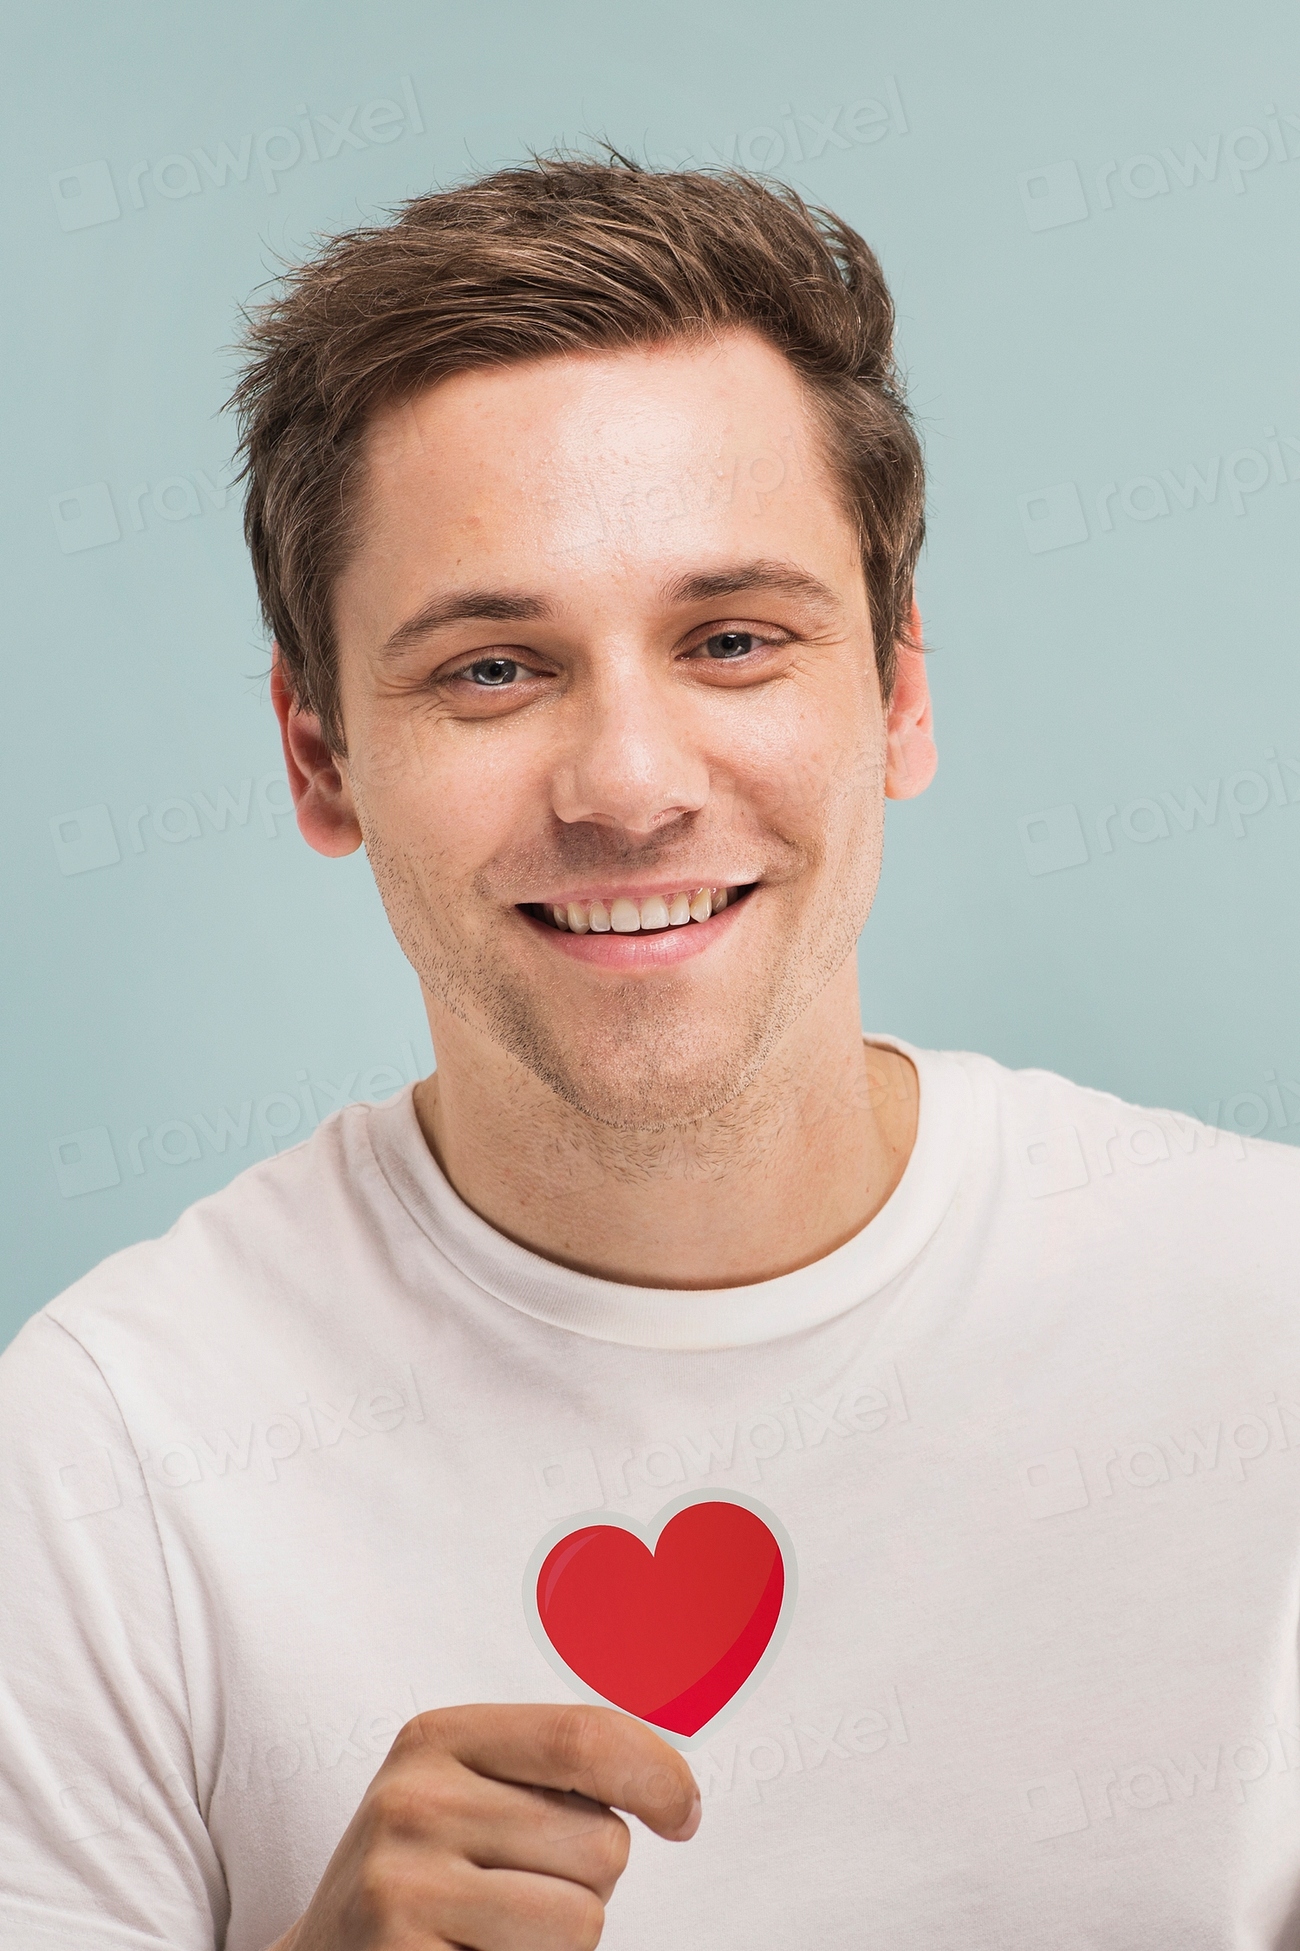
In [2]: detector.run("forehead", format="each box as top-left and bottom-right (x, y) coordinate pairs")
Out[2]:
(348, 329), (854, 580)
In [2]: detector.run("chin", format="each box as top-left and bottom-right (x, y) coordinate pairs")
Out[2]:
(500, 1004), (776, 1134)
(556, 1069), (748, 1134)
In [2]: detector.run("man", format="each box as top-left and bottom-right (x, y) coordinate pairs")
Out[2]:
(2, 158), (1298, 1951)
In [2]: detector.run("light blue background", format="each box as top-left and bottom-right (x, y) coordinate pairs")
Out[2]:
(6, 0), (1298, 1344)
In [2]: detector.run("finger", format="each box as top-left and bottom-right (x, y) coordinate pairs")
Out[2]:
(407, 1704), (701, 1841)
(412, 1856), (607, 1951)
(376, 1761), (631, 1904)
(462, 1782), (631, 1902)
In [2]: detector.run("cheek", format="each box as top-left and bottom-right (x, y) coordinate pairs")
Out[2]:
(363, 718), (557, 894)
(732, 692), (882, 847)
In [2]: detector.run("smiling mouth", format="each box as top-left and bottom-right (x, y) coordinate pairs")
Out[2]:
(524, 883), (756, 934)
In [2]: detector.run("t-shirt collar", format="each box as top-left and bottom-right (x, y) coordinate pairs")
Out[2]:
(366, 1036), (973, 1350)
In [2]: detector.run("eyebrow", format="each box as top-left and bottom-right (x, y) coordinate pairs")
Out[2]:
(380, 589), (554, 658)
(660, 559), (840, 610)
(379, 558), (839, 659)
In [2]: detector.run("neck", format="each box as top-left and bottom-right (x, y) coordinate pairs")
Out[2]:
(412, 959), (917, 1289)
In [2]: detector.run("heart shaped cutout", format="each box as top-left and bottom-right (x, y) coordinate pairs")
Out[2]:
(526, 1495), (795, 1741)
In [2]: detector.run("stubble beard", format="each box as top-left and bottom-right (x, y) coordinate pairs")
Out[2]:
(364, 826), (879, 1138)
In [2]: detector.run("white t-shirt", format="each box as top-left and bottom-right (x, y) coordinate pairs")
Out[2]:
(3, 1039), (1300, 1950)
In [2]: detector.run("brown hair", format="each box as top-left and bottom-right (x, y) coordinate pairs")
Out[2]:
(230, 155), (925, 750)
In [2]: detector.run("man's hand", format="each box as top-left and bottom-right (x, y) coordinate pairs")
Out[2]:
(268, 1702), (700, 1950)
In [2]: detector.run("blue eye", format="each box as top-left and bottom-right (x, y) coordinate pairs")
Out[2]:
(704, 632), (756, 659)
(466, 658), (519, 686)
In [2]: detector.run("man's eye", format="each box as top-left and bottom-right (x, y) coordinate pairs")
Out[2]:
(463, 657), (520, 686)
(702, 631), (758, 660)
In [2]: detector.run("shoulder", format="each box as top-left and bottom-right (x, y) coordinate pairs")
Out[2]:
(11, 1097), (402, 1387)
(936, 1043), (1300, 1238)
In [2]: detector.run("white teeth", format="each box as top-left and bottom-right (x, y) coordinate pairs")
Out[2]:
(540, 885), (744, 933)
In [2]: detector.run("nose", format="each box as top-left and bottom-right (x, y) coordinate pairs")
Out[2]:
(549, 662), (711, 836)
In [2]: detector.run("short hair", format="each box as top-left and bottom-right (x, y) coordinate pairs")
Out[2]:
(230, 155), (925, 750)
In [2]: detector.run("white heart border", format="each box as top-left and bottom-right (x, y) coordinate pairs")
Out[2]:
(522, 1489), (799, 1752)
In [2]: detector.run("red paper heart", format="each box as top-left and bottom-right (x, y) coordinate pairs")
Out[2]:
(533, 1499), (786, 1737)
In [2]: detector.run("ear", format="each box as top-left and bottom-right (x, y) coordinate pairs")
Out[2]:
(884, 597), (937, 801)
(270, 650), (364, 857)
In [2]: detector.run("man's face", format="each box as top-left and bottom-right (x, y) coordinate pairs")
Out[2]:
(326, 329), (925, 1130)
